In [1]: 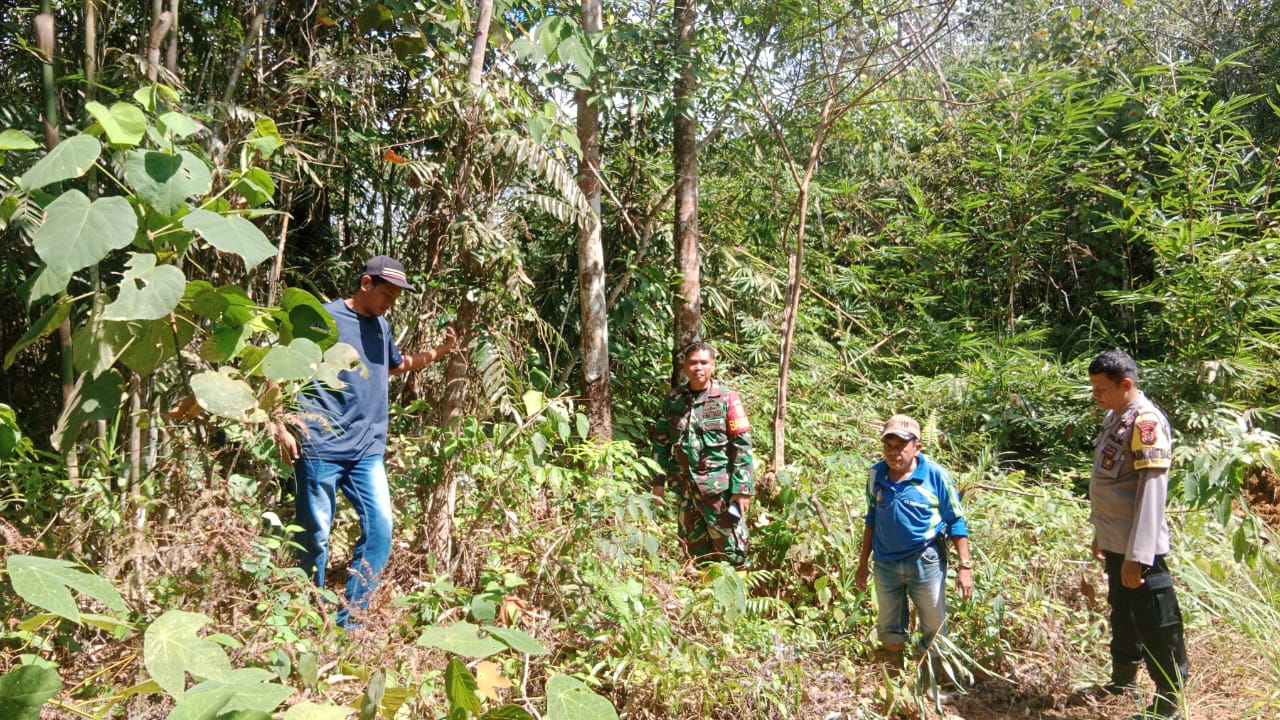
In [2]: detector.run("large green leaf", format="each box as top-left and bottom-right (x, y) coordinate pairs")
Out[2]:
(314, 343), (363, 389)
(416, 622), (506, 659)
(444, 659), (482, 715)
(3, 296), (72, 370)
(231, 167), (275, 207)
(281, 703), (353, 720)
(33, 191), (138, 275)
(278, 288), (337, 347)
(18, 134), (101, 191)
(106, 317), (190, 377)
(165, 685), (234, 720)
(190, 369), (268, 423)
(184, 669), (291, 715)
(6, 555), (127, 624)
(261, 339), (323, 383)
(0, 128), (38, 151)
(103, 253), (187, 320)
(50, 369), (124, 453)
(144, 610), (233, 697)
(157, 112), (202, 139)
(27, 264), (71, 302)
(85, 101), (147, 146)
(544, 675), (617, 720)
(484, 626), (549, 656)
(124, 149), (213, 216)
(0, 665), (63, 720)
(183, 209), (276, 270)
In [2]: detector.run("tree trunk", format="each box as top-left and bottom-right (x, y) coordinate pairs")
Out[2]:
(36, 8), (79, 481)
(577, 0), (612, 440)
(671, 0), (700, 387)
(421, 0), (494, 569)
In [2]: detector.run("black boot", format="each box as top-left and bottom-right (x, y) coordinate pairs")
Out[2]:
(1068, 661), (1140, 705)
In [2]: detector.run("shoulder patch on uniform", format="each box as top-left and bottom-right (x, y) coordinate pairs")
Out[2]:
(1131, 411), (1171, 470)
(726, 391), (751, 435)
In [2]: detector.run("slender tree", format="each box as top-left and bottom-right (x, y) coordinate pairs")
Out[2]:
(671, 0), (701, 386)
(577, 0), (612, 439)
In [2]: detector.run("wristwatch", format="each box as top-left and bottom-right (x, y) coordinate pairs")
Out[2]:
(956, 560), (973, 570)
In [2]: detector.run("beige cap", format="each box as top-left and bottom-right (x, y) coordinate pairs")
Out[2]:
(880, 414), (921, 441)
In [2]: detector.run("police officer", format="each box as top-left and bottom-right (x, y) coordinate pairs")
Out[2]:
(652, 341), (755, 568)
(1084, 349), (1188, 720)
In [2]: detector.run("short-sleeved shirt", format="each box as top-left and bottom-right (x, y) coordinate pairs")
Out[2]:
(864, 453), (968, 563)
(297, 299), (402, 461)
(1089, 392), (1173, 565)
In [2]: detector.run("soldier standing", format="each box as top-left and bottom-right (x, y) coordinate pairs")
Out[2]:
(1081, 349), (1188, 720)
(652, 341), (755, 568)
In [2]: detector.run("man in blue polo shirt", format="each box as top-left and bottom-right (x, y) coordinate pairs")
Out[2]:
(855, 414), (973, 671)
(274, 255), (456, 628)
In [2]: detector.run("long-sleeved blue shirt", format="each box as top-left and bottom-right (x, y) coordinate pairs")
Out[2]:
(864, 452), (968, 562)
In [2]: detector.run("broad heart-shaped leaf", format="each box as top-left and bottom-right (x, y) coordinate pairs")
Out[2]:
(484, 626), (549, 656)
(184, 668), (292, 714)
(103, 253), (186, 320)
(0, 128), (39, 151)
(281, 703), (354, 720)
(443, 659), (482, 716)
(183, 209), (276, 270)
(314, 342), (362, 389)
(261, 338), (323, 383)
(27, 264), (71, 302)
(17, 134), (101, 191)
(544, 675), (617, 720)
(157, 112), (202, 139)
(278, 287), (336, 347)
(33, 191), (138, 275)
(416, 622), (506, 659)
(143, 610), (233, 698)
(479, 705), (536, 720)
(164, 685), (235, 720)
(50, 369), (124, 453)
(190, 369), (267, 423)
(6, 554), (127, 624)
(85, 101), (146, 146)
(231, 167), (275, 207)
(124, 149), (212, 217)
(0, 665), (63, 720)
(3, 295), (72, 370)
(105, 317), (192, 377)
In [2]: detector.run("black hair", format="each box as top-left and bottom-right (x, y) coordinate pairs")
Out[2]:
(680, 340), (716, 361)
(1088, 348), (1139, 385)
(366, 275), (388, 288)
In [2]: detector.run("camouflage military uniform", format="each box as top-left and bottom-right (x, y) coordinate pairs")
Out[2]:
(652, 381), (755, 567)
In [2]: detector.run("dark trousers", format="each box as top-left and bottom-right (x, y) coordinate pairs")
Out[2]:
(1104, 552), (1189, 702)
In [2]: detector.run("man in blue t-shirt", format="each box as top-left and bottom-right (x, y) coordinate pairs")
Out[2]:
(274, 255), (456, 628)
(854, 414), (973, 671)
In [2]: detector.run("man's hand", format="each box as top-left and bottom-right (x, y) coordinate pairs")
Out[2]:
(438, 324), (459, 354)
(1091, 536), (1106, 563)
(854, 563), (870, 593)
(956, 567), (974, 600)
(275, 422), (299, 464)
(650, 483), (666, 508)
(1121, 560), (1145, 589)
(730, 493), (752, 517)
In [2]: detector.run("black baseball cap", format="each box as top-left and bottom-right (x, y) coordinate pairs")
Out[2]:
(363, 255), (416, 292)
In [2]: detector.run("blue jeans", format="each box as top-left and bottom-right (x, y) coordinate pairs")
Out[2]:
(873, 542), (948, 651)
(294, 455), (393, 627)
